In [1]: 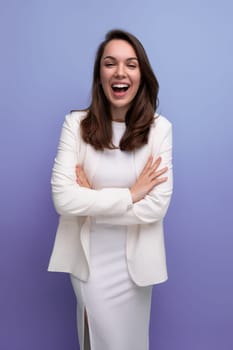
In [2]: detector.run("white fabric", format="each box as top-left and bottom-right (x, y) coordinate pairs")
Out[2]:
(71, 121), (153, 350)
(48, 111), (173, 285)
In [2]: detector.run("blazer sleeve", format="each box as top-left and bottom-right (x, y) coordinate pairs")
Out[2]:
(51, 113), (132, 217)
(95, 122), (173, 225)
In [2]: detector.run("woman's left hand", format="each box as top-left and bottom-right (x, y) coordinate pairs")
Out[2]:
(75, 165), (91, 188)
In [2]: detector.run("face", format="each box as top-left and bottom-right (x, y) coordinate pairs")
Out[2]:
(100, 39), (141, 120)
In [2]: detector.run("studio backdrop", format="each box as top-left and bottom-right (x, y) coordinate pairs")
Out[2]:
(0, 1), (233, 349)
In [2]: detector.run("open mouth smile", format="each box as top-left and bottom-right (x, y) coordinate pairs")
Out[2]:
(111, 84), (130, 93)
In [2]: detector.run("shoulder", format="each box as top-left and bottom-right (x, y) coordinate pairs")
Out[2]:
(153, 113), (172, 129)
(147, 114), (173, 151)
(62, 110), (88, 134)
(65, 109), (88, 125)
(150, 113), (172, 137)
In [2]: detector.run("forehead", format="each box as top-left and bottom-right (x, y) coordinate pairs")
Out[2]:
(102, 39), (137, 59)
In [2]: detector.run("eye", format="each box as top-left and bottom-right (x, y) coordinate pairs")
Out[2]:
(128, 64), (137, 69)
(127, 59), (138, 69)
(105, 62), (115, 67)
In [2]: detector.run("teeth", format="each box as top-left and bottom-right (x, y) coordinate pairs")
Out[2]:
(112, 84), (129, 88)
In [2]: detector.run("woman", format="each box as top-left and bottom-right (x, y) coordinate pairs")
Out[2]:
(48, 29), (173, 350)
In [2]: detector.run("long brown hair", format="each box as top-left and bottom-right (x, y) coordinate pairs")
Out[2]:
(81, 29), (159, 151)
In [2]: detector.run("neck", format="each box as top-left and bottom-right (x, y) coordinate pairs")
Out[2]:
(111, 106), (127, 122)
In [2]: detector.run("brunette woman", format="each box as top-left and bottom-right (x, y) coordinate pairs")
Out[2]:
(48, 29), (173, 350)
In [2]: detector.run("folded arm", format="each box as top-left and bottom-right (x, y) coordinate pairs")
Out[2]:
(51, 114), (132, 217)
(95, 124), (173, 225)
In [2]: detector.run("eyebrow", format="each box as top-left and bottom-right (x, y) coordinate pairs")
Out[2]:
(103, 56), (138, 61)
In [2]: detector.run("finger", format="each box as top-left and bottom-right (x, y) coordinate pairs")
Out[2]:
(76, 174), (82, 184)
(76, 165), (86, 180)
(151, 156), (162, 171)
(141, 155), (153, 174)
(153, 177), (168, 186)
(148, 159), (164, 177)
(75, 164), (82, 176)
(77, 175), (89, 187)
(144, 175), (168, 194)
(149, 170), (167, 183)
(152, 166), (168, 179)
(76, 166), (86, 180)
(76, 165), (83, 171)
(80, 171), (89, 186)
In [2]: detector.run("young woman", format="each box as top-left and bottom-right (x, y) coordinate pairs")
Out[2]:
(48, 29), (173, 350)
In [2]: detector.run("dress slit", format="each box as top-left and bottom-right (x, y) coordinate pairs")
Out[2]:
(83, 307), (91, 350)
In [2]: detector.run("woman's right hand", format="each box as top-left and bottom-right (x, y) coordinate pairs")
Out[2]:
(130, 156), (168, 203)
(75, 165), (91, 189)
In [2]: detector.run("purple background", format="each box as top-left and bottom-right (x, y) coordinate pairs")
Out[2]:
(1, 1), (233, 349)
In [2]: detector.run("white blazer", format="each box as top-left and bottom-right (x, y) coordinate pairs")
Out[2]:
(48, 111), (173, 286)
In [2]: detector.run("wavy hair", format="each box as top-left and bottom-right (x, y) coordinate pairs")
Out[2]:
(81, 29), (159, 151)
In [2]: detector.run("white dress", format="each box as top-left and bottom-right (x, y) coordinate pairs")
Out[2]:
(71, 121), (153, 350)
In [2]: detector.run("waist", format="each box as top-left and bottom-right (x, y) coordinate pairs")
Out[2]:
(90, 217), (126, 235)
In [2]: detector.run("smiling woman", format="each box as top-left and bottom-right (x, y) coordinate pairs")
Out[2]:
(81, 29), (159, 152)
(48, 29), (173, 350)
(100, 39), (141, 120)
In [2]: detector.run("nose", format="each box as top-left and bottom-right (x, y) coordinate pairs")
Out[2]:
(114, 63), (126, 78)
